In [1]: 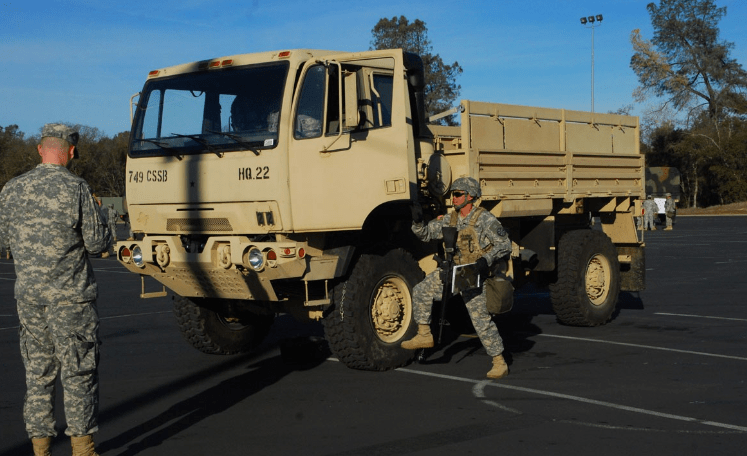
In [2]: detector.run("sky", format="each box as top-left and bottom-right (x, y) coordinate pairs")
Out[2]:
(2, 0), (746, 139)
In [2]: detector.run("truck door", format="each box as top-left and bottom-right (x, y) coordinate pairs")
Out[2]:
(288, 51), (415, 231)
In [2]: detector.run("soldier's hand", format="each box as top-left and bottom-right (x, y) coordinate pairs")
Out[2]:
(410, 202), (423, 224)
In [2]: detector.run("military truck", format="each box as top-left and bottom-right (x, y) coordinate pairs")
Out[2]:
(645, 166), (681, 223)
(116, 48), (645, 371)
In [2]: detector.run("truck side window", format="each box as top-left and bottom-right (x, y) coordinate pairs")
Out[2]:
(371, 74), (393, 128)
(294, 65), (324, 139)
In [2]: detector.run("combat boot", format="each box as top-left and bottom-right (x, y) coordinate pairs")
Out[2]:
(487, 354), (509, 379)
(100, 251), (110, 258)
(71, 435), (99, 456)
(31, 437), (52, 456)
(664, 226), (672, 231)
(401, 324), (434, 349)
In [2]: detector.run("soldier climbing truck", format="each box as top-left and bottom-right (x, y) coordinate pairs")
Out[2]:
(116, 48), (646, 371)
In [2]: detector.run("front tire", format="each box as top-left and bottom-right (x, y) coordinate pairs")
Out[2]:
(173, 296), (273, 355)
(322, 249), (424, 371)
(550, 230), (621, 326)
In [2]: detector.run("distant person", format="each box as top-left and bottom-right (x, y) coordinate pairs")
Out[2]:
(0, 124), (111, 456)
(105, 203), (119, 243)
(642, 195), (657, 231)
(664, 193), (676, 231)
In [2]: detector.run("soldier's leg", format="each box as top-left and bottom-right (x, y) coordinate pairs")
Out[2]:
(402, 270), (442, 349)
(411, 269), (443, 325)
(462, 289), (504, 356)
(463, 289), (508, 378)
(48, 302), (100, 437)
(17, 302), (59, 439)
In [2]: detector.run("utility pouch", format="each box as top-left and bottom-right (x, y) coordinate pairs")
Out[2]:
(485, 276), (514, 314)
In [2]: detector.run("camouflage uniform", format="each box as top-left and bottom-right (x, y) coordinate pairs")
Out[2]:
(642, 197), (658, 230)
(411, 206), (511, 357)
(105, 204), (119, 242)
(664, 194), (676, 229)
(0, 124), (111, 440)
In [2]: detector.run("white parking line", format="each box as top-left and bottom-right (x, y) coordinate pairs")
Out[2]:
(535, 333), (747, 361)
(100, 311), (171, 320)
(395, 367), (747, 433)
(655, 312), (747, 322)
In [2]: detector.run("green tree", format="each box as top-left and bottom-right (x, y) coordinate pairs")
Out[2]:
(0, 125), (37, 190)
(370, 16), (463, 124)
(631, 0), (747, 208)
(630, 0), (747, 119)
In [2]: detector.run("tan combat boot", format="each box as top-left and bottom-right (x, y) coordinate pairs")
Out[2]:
(664, 226), (672, 231)
(401, 324), (434, 349)
(487, 354), (509, 379)
(71, 435), (99, 456)
(31, 437), (52, 456)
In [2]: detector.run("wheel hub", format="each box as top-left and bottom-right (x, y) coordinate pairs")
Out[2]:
(585, 254), (610, 305)
(371, 278), (411, 342)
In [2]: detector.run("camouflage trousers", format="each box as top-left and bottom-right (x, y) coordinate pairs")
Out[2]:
(643, 213), (656, 230)
(17, 301), (100, 439)
(412, 269), (504, 357)
(108, 222), (118, 242)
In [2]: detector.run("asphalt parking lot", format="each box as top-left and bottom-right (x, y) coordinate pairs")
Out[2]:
(1, 216), (746, 455)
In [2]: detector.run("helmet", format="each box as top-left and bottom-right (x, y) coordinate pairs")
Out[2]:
(451, 177), (481, 199)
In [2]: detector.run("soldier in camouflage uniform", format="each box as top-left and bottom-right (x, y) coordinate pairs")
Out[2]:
(642, 195), (658, 231)
(402, 177), (512, 379)
(0, 124), (111, 456)
(105, 203), (119, 242)
(664, 193), (676, 230)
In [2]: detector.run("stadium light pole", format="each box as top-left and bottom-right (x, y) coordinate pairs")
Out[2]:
(580, 14), (603, 113)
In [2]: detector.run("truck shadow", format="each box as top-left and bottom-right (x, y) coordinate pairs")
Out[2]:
(96, 317), (328, 456)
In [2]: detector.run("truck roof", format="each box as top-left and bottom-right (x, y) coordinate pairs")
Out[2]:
(145, 49), (345, 79)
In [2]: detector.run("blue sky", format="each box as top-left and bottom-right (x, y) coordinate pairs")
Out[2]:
(2, 0), (746, 138)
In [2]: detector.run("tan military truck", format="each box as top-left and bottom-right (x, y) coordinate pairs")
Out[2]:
(116, 48), (645, 371)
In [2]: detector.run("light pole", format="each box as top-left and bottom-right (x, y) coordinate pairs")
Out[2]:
(580, 14), (603, 113)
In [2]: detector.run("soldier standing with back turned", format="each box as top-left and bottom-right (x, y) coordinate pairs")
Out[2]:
(0, 124), (111, 456)
(642, 195), (658, 231)
(401, 177), (512, 379)
(664, 193), (676, 230)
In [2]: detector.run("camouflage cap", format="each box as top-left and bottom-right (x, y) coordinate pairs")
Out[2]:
(666, 193), (671, 197)
(42, 123), (79, 159)
(42, 123), (79, 146)
(451, 177), (481, 198)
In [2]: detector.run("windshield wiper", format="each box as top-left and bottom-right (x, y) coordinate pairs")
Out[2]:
(137, 138), (183, 160)
(207, 130), (261, 156)
(170, 133), (223, 158)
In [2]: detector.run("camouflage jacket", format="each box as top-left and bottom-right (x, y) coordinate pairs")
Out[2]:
(0, 164), (111, 304)
(412, 205), (511, 266)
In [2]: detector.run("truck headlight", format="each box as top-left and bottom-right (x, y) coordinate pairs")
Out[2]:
(132, 246), (145, 268)
(246, 248), (264, 270)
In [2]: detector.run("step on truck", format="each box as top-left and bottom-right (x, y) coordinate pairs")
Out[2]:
(116, 48), (645, 370)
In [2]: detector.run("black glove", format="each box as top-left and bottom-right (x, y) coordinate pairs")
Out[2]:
(476, 257), (490, 278)
(410, 203), (423, 223)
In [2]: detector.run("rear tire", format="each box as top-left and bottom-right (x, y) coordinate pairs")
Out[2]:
(173, 295), (273, 354)
(322, 249), (424, 371)
(550, 230), (620, 326)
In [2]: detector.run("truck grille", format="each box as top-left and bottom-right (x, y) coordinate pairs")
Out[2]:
(166, 218), (233, 232)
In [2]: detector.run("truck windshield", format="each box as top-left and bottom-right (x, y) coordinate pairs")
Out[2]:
(130, 61), (289, 157)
